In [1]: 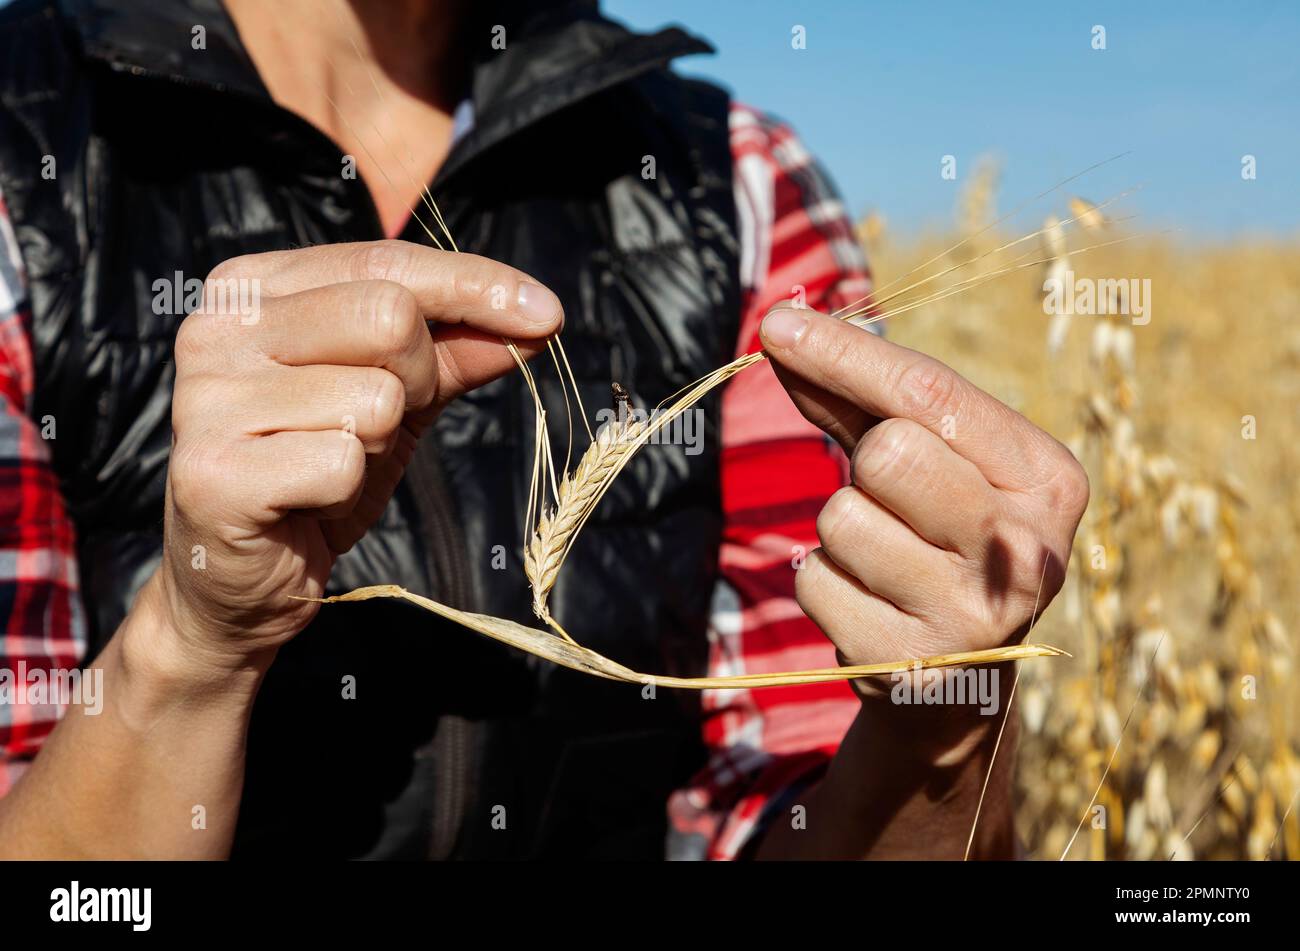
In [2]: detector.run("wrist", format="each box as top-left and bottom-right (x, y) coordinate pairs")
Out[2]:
(853, 661), (1017, 767)
(118, 573), (273, 707)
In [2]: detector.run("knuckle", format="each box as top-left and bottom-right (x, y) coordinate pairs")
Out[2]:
(173, 314), (209, 366)
(1049, 454), (1091, 518)
(335, 433), (367, 489)
(794, 548), (842, 611)
(365, 280), (422, 359)
(200, 258), (249, 313)
(893, 356), (958, 423)
(168, 438), (227, 512)
(204, 256), (247, 286)
(794, 551), (862, 655)
(367, 370), (406, 434)
(816, 486), (862, 550)
(794, 547), (828, 608)
(354, 240), (416, 285)
(854, 417), (921, 488)
(171, 371), (236, 443)
(169, 372), (211, 432)
(821, 324), (863, 383)
(311, 433), (366, 509)
(1007, 528), (1048, 593)
(450, 256), (497, 309)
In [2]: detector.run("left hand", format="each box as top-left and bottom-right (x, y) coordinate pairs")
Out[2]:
(760, 307), (1089, 715)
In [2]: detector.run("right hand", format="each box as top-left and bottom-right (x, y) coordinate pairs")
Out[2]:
(143, 240), (562, 677)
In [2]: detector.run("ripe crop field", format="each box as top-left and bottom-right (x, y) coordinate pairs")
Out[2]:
(862, 175), (1300, 860)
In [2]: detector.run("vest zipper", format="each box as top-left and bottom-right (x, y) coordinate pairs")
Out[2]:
(405, 420), (478, 859)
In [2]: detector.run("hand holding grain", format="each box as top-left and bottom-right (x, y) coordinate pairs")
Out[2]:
(760, 307), (1089, 729)
(154, 240), (562, 675)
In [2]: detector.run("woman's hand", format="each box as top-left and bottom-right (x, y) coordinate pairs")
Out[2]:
(154, 240), (563, 678)
(754, 306), (1089, 859)
(760, 306), (1088, 748)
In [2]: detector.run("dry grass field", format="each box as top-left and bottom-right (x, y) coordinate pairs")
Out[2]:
(860, 170), (1300, 860)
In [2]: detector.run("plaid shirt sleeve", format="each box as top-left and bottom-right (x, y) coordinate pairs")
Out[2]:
(667, 104), (877, 860)
(0, 186), (86, 797)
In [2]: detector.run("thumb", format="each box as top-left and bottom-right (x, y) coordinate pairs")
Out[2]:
(760, 306), (880, 453)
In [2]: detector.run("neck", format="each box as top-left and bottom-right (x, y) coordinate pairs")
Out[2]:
(226, 0), (469, 236)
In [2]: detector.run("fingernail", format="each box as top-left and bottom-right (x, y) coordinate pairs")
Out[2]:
(517, 282), (562, 326)
(762, 308), (810, 349)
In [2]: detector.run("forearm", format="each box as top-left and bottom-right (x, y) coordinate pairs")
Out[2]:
(0, 575), (267, 859)
(757, 666), (1019, 860)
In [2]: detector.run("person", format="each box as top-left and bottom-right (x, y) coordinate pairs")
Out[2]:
(0, 0), (1088, 860)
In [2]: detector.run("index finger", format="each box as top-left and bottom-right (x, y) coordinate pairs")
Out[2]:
(224, 240), (564, 339)
(760, 307), (1064, 490)
(211, 240), (563, 412)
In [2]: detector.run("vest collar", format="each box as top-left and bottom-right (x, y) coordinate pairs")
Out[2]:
(60, 0), (268, 100)
(58, 0), (713, 180)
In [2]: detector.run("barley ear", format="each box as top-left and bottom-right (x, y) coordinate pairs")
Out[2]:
(525, 417), (644, 624)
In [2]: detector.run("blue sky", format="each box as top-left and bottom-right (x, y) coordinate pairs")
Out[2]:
(605, 0), (1299, 238)
(3, 1), (1290, 236)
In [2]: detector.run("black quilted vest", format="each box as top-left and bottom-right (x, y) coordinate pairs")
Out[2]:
(0, 0), (740, 859)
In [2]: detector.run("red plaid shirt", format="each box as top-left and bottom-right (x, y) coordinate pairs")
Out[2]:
(0, 191), (87, 794)
(0, 104), (874, 858)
